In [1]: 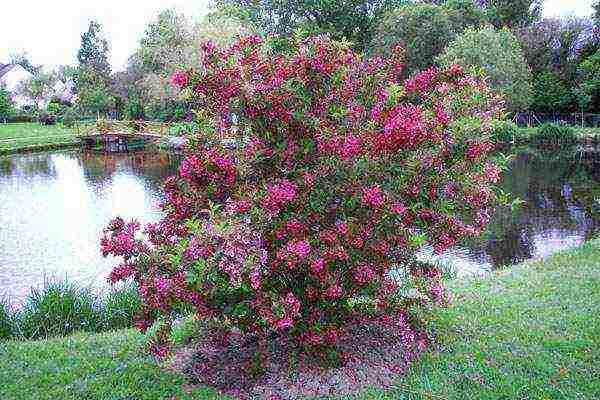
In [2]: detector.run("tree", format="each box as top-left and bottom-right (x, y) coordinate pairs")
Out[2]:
(15, 71), (57, 109)
(437, 26), (533, 112)
(9, 51), (42, 75)
(77, 21), (111, 78)
(371, 1), (486, 76)
(76, 20), (112, 116)
(0, 84), (15, 121)
(118, 9), (254, 121)
(594, 1), (599, 25)
(480, 0), (542, 28)
(574, 50), (600, 112)
(531, 71), (573, 113)
(214, 0), (407, 50)
(371, 3), (456, 75)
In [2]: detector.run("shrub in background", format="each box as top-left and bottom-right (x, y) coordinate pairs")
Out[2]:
(535, 123), (577, 144)
(531, 70), (574, 114)
(491, 120), (520, 143)
(38, 113), (57, 126)
(575, 50), (600, 113)
(0, 298), (14, 339)
(371, 3), (456, 76)
(437, 25), (533, 113)
(101, 35), (505, 373)
(371, 1), (487, 76)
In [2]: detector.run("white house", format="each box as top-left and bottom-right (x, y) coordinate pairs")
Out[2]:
(0, 63), (76, 109)
(0, 63), (33, 107)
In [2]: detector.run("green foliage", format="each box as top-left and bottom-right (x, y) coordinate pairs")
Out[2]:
(574, 50), (600, 112)
(0, 85), (16, 121)
(531, 70), (573, 113)
(15, 280), (102, 340)
(76, 20), (113, 115)
(444, 0), (489, 31)
(102, 285), (142, 330)
(15, 72), (57, 108)
(491, 120), (519, 142)
(535, 123), (577, 144)
(0, 298), (14, 339)
(371, 3), (456, 75)
(169, 121), (200, 136)
(483, 0), (542, 28)
(437, 26), (533, 112)
(214, 0), (406, 51)
(371, 1), (487, 76)
(0, 279), (143, 341)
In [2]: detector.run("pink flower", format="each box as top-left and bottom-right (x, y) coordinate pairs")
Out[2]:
(311, 258), (325, 274)
(336, 221), (349, 236)
(362, 185), (385, 208)
(325, 284), (343, 299)
(276, 317), (293, 330)
(170, 71), (188, 88)
(391, 202), (407, 215)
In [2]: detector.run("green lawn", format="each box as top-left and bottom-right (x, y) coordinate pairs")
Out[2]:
(1, 240), (599, 399)
(0, 122), (78, 153)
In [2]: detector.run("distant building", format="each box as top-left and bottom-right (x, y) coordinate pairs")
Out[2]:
(0, 63), (32, 107)
(0, 63), (76, 108)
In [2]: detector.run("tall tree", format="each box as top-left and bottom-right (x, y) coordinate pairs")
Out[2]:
(594, 1), (600, 25)
(76, 20), (113, 116)
(77, 20), (111, 78)
(213, 0), (407, 50)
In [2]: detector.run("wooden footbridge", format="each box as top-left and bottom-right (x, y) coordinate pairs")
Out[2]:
(76, 120), (171, 152)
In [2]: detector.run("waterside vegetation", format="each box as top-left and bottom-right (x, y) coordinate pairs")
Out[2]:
(1, 239), (598, 399)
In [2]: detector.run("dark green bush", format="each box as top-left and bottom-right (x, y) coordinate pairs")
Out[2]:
(0, 280), (143, 341)
(0, 298), (14, 339)
(102, 284), (141, 330)
(491, 120), (520, 143)
(535, 123), (577, 144)
(15, 280), (102, 340)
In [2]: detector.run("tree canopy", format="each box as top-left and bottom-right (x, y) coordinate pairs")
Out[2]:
(213, 0), (407, 50)
(437, 26), (533, 112)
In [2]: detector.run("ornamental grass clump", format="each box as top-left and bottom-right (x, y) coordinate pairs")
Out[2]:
(101, 35), (505, 392)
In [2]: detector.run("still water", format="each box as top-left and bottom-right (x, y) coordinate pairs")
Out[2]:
(0, 150), (179, 302)
(0, 146), (598, 301)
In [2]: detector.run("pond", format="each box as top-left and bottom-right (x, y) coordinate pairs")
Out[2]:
(0, 146), (598, 302)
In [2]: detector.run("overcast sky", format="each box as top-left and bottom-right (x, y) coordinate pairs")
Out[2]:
(0, 0), (595, 72)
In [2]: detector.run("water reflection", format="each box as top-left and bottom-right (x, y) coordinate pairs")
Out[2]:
(0, 146), (598, 300)
(0, 150), (179, 303)
(445, 145), (600, 274)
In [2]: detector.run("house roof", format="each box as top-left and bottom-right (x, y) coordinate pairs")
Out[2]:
(0, 63), (15, 80)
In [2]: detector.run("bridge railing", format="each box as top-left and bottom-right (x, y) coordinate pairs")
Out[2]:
(75, 120), (171, 136)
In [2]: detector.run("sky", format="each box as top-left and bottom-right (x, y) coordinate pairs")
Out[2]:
(0, 0), (596, 73)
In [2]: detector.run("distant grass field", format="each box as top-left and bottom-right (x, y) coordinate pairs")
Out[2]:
(1, 240), (599, 399)
(0, 122), (78, 153)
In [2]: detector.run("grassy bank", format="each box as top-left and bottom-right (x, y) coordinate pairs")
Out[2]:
(0, 122), (79, 154)
(1, 240), (599, 399)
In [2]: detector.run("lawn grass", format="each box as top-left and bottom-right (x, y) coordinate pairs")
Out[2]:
(1, 240), (599, 399)
(0, 122), (79, 153)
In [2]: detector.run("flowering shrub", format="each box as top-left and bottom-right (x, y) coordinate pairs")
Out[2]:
(102, 35), (504, 369)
